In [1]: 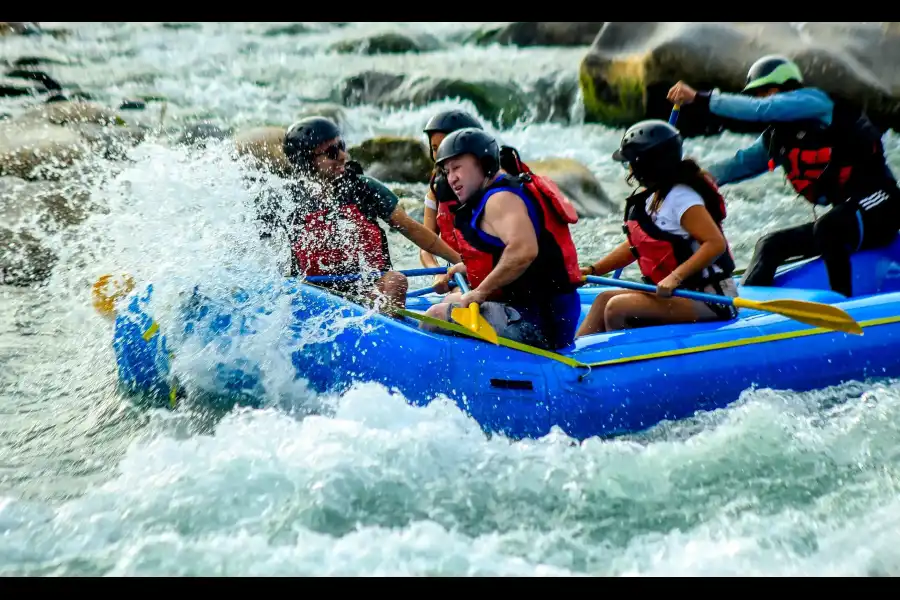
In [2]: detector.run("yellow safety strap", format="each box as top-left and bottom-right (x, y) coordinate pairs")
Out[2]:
(397, 309), (900, 371)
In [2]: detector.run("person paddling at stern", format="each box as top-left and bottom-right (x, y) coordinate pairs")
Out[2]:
(418, 128), (584, 350)
(576, 119), (739, 336)
(667, 55), (900, 297)
(282, 117), (461, 311)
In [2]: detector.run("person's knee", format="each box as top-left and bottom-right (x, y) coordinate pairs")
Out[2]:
(419, 302), (452, 331)
(592, 290), (620, 307)
(603, 294), (633, 330)
(424, 302), (448, 320)
(753, 231), (784, 257)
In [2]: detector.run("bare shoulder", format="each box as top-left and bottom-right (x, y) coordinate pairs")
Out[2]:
(484, 189), (527, 215)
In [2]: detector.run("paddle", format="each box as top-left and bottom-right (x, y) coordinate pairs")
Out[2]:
(407, 279), (458, 298)
(448, 272), (499, 345)
(92, 273), (136, 319)
(668, 103), (681, 125)
(583, 275), (863, 335)
(305, 267), (447, 283)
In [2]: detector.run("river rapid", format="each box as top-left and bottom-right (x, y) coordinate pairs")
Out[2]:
(2, 22), (900, 576)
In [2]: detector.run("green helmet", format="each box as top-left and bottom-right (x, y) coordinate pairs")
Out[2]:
(742, 55), (804, 94)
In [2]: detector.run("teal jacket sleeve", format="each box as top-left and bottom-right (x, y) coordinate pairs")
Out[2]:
(705, 134), (771, 186)
(696, 87), (834, 186)
(704, 87), (834, 124)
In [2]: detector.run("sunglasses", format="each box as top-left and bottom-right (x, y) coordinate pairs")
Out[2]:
(316, 139), (346, 160)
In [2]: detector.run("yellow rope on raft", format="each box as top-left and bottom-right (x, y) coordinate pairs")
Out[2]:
(397, 309), (900, 371)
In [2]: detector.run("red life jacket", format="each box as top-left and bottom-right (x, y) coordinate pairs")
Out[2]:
(453, 173), (582, 304)
(499, 146), (580, 225)
(429, 170), (463, 254)
(623, 177), (735, 289)
(763, 102), (895, 205)
(429, 170), (496, 289)
(290, 201), (391, 277)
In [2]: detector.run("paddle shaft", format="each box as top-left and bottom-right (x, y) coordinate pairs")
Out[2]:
(306, 267), (447, 283)
(584, 275), (737, 308)
(669, 104), (681, 125)
(452, 272), (483, 329)
(453, 272), (470, 294)
(407, 280), (457, 298)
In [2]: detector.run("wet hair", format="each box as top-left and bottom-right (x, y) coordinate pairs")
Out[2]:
(642, 158), (724, 221)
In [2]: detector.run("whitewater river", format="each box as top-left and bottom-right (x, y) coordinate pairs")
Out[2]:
(2, 22), (900, 576)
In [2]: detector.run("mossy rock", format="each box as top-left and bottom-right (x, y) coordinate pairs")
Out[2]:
(349, 136), (432, 184)
(579, 22), (900, 135)
(406, 78), (528, 128)
(578, 55), (647, 128)
(337, 71), (529, 128)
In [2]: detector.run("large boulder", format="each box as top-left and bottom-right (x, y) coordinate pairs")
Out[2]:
(347, 137), (432, 184)
(0, 122), (88, 180)
(175, 122), (232, 147)
(579, 22), (900, 135)
(18, 100), (132, 128)
(233, 126), (291, 177)
(0, 176), (93, 233)
(0, 101), (146, 177)
(469, 22), (604, 47)
(528, 157), (616, 218)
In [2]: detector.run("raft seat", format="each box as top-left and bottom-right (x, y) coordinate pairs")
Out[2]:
(568, 284), (851, 353)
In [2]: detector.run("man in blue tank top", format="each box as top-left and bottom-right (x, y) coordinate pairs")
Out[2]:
(419, 128), (583, 350)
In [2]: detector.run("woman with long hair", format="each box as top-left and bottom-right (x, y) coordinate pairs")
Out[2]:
(577, 119), (740, 336)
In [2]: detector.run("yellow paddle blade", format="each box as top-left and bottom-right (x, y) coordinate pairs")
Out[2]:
(92, 273), (135, 318)
(450, 302), (499, 345)
(733, 297), (863, 335)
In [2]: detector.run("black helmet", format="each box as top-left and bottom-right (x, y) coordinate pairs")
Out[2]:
(612, 119), (682, 183)
(742, 55), (803, 94)
(434, 127), (500, 178)
(283, 117), (342, 166)
(423, 109), (483, 135)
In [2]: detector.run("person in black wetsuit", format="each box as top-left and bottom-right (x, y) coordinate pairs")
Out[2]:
(668, 55), (900, 297)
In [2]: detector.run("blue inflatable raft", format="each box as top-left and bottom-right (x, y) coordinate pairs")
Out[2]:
(109, 236), (900, 440)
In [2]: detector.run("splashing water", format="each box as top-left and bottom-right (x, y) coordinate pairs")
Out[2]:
(3, 21), (900, 576)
